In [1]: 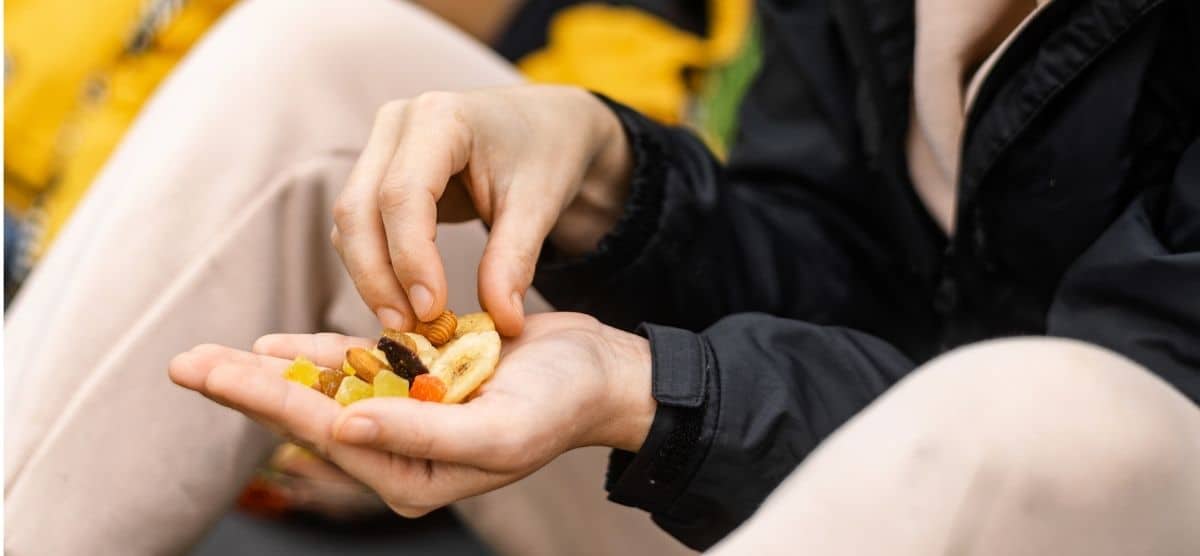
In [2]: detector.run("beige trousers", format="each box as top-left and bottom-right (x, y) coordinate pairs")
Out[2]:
(713, 338), (1200, 556)
(3, 1), (692, 554)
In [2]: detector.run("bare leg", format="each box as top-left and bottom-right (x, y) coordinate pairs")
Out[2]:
(709, 338), (1200, 555)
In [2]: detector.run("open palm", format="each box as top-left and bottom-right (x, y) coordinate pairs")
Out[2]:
(169, 312), (650, 516)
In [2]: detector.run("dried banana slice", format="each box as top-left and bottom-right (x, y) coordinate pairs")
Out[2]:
(404, 333), (439, 368)
(454, 312), (495, 337)
(429, 331), (501, 404)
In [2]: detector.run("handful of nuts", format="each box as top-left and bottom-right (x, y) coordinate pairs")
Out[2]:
(283, 311), (501, 405)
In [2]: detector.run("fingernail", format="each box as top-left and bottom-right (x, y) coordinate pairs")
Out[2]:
(377, 307), (406, 330)
(409, 284), (434, 319)
(337, 417), (379, 444)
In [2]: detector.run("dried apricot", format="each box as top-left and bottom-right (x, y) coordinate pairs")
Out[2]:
(410, 375), (447, 403)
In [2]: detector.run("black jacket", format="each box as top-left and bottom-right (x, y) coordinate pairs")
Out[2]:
(535, 0), (1200, 550)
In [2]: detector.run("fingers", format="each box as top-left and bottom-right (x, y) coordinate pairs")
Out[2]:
(377, 93), (474, 323)
(477, 191), (559, 336)
(333, 101), (416, 330)
(330, 396), (519, 469)
(168, 343), (518, 514)
(252, 332), (375, 368)
(170, 344), (341, 447)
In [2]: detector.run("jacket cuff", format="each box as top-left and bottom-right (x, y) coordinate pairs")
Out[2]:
(536, 94), (667, 278)
(604, 324), (717, 523)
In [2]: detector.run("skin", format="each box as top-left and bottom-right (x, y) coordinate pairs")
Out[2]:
(173, 85), (651, 515)
(170, 312), (656, 517)
(329, 85), (632, 335)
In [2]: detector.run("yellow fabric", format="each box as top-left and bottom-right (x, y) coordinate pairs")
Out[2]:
(518, 0), (751, 124)
(4, 0), (235, 257)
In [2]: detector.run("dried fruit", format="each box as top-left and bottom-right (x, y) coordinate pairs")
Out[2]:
(341, 360), (356, 376)
(373, 370), (410, 398)
(334, 375), (374, 406)
(377, 336), (429, 382)
(404, 333), (439, 368)
(414, 310), (457, 346)
(345, 347), (390, 383)
(313, 368), (346, 398)
(429, 331), (501, 404)
(454, 312), (495, 337)
(410, 374), (447, 402)
(283, 356), (320, 387)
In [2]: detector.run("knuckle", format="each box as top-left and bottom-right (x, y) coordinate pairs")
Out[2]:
(377, 184), (413, 212)
(411, 91), (461, 117)
(375, 100), (407, 123)
(331, 195), (357, 227)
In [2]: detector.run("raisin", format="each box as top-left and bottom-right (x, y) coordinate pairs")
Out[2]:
(377, 336), (429, 382)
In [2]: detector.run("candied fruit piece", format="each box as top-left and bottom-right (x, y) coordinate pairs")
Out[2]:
(283, 356), (320, 387)
(341, 360), (356, 376)
(334, 375), (374, 406)
(377, 336), (429, 382)
(313, 368), (346, 398)
(373, 370), (410, 398)
(410, 374), (446, 403)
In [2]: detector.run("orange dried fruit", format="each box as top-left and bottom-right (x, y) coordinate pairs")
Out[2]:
(410, 375), (447, 403)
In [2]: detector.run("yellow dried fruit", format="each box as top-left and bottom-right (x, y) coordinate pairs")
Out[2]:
(341, 360), (356, 376)
(334, 375), (374, 406)
(430, 331), (501, 404)
(346, 347), (390, 383)
(414, 310), (457, 346)
(373, 370), (410, 398)
(454, 312), (495, 337)
(283, 356), (320, 387)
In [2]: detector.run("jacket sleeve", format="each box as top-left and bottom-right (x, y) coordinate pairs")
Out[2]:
(605, 317), (915, 550)
(534, 95), (912, 339)
(1047, 137), (1200, 405)
(534, 98), (923, 549)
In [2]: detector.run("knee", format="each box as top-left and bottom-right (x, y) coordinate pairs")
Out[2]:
(204, 0), (435, 84)
(899, 338), (1200, 505)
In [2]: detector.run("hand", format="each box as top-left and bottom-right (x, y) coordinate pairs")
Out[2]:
(332, 86), (633, 336)
(168, 312), (654, 517)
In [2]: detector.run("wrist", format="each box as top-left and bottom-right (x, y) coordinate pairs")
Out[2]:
(587, 325), (655, 452)
(548, 90), (633, 256)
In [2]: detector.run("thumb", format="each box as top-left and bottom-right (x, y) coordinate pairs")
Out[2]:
(333, 396), (508, 466)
